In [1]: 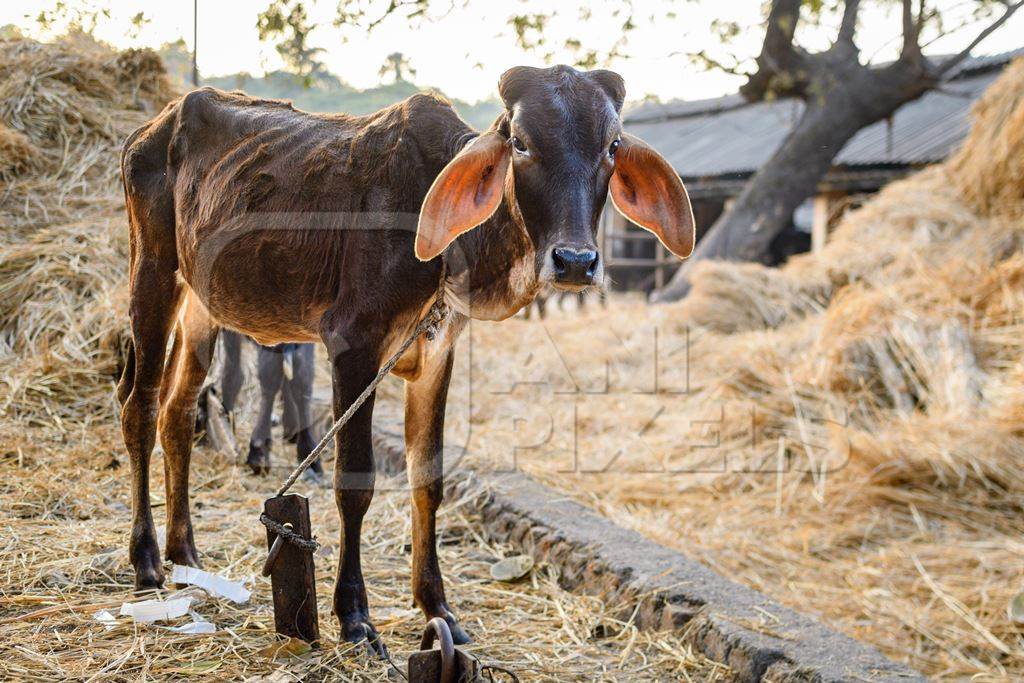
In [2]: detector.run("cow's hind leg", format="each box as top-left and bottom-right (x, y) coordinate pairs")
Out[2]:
(116, 340), (135, 408)
(158, 290), (218, 569)
(405, 348), (470, 644)
(121, 258), (182, 590)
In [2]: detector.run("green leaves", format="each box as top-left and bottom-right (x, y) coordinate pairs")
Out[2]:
(256, 0), (325, 87)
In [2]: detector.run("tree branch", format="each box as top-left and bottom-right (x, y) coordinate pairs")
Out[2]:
(761, 0), (802, 64)
(837, 0), (861, 44)
(915, 0), (927, 35)
(900, 0), (923, 61)
(741, 0), (807, 101)
(935, 1), (1023, 75)
(365, 0), (426, 30)
(688, 49), (754, 78)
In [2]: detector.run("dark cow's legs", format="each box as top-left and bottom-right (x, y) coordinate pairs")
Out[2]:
(404, 349), (469, 643)
(246, 343), (321, 476)
(247, 345), (283, 475)
(219, 330), (244, 416)
(281, 377), (298, 441)
(120, 257), (182, 590)
(158, 291), (217, 569)
(286, 343), (321, 475)
(324, 324), (385, 654)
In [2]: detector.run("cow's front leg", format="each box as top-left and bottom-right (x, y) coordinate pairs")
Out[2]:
(324, 327), (387, 656)
(405, 348), (470, 644)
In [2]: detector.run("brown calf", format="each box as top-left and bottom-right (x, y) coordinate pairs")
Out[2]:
(116, 65), (693, 653)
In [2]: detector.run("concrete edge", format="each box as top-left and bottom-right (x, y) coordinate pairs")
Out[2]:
(371, 422), (926, 683)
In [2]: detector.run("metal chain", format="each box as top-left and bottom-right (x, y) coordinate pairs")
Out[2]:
(273, 258), (448, 498)
(258, 513), (319, 551)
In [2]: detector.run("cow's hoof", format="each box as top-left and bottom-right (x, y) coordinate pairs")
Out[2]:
(342, 620), (388, 659)
(447, 619), (471, 645)
(246, 440), (271, 475)
(130, 528), (165, 591)
(166, 536), (202, 572)
(132, 554), (165, 592)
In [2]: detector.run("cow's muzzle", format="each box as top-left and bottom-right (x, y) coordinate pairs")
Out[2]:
(547, 245), (600, 290)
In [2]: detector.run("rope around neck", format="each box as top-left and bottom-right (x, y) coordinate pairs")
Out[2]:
(274, 259), (448, 498)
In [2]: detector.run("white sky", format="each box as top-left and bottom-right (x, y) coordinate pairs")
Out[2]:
(4, 0), (1022, 103)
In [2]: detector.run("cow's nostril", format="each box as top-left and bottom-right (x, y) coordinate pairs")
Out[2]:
(551, 248), (568, 276)
(552, 247), (599, 284)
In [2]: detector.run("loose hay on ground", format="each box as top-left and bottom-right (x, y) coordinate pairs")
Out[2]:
(0, 424), (730, 682)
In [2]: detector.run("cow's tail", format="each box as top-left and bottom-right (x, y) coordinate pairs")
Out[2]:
(116, 337), (135, 408)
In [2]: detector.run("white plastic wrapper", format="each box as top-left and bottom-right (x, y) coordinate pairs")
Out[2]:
(164, 611), (217, 634)
(170, 564), (251, 604)
(94, 609), (118, 630)
(119, 597), (192, 623)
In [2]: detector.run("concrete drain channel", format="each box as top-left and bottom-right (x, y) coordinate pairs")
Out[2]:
(370, 419), (926, 683)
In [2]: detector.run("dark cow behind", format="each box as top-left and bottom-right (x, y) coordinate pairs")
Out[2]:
(116, 65), (693, 654)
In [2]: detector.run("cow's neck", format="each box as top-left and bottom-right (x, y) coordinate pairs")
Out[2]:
(445, 200), (539, 321)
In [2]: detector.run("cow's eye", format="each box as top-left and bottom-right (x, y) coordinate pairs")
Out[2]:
(609, 138), (621, 158)
(511, 136), (529, 154)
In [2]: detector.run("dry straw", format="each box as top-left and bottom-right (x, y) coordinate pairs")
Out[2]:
(0, 422), (729, 681)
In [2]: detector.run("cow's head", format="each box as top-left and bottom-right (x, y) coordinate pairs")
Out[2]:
(416, 65), (694, 293)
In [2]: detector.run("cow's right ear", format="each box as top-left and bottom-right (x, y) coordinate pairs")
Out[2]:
(415, 132), (511, 261)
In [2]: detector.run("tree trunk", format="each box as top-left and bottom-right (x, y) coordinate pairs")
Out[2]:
(651, 61), (931, 303)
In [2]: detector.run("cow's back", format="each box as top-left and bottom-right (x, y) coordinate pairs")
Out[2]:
(121, 87), (474, 342)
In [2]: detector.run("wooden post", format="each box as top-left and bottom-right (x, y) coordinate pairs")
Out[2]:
(408, 617), (482, 682)
(654, 242), (666, 290)
(263, 495), (319, 644)
(407, 649), (480, 682)
(811, 194), (832, 254)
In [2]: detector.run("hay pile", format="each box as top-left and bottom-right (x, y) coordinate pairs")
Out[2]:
(0, 33), (173, 426)
(442, 59), (1024, 678)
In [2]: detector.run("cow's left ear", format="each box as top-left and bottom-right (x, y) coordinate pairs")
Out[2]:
(416, 131), (511, 261)
(609, 133), (694, 259)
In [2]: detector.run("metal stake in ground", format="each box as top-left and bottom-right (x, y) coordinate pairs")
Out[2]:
(408, 617), (481, 683)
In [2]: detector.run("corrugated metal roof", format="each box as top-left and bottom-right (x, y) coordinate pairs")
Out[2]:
(625, 50), (1017, 178)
